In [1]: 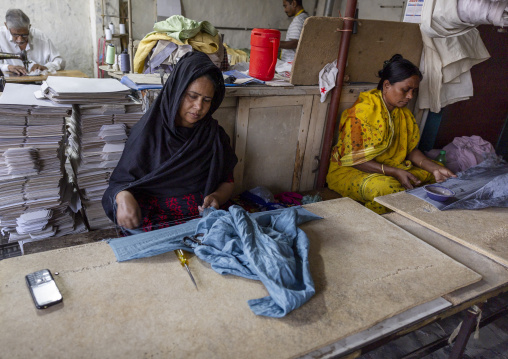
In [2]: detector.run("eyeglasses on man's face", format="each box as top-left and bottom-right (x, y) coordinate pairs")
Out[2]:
(8, 29), (29, 39)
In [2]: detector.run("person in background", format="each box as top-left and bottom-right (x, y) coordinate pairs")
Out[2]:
(280, 0), (309, 63)
(326, 54), (456, 214)
(103, 52), (237, 234)
(0, 9), (65, 75)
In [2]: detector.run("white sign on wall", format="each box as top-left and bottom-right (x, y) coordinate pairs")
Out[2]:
(403, 0), (425, 23)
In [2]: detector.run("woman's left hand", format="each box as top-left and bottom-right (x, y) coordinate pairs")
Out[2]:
(433, 167), (457, 183)
(199, 194), (220, 213)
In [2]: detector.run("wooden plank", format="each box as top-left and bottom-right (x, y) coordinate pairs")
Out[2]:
(376, 192), (508, 268)
(5, 69), (89, 83)
(233, 97), (250, 194)
(299, 95), (327, 191)
(241, 105), (302, 193)
(248, 95), (307, 109)
(0, 198), (481, 359)
(219, 96), (237, 108)
(291, 17), (422, 85)
(384, 212), (508, 306)
(291, 95), (314, 192)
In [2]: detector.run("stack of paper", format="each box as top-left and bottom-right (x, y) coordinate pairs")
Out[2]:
(67, 103), (137, 230)
(113, 102), (144, 133)
(0, 83), (83, 244)
(41, 77), (132, 104)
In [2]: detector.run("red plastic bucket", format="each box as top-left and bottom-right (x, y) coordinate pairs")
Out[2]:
(249, 29), (281, 81)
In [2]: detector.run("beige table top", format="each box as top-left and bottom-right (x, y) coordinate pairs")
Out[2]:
(376, 192), (508, 267)
(4, 69), (88, 83)
(384, 212), (508, 306)
(0, 198), (480, 359)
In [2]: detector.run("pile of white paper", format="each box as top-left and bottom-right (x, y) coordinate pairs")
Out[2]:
(0, 84), (84, 244)
(66, 100), (143, 230)
(114, 103), (144, 133)
(41, 77), (132, 104)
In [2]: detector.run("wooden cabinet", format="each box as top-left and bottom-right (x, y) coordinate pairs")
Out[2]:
(214, 84), (375, 194)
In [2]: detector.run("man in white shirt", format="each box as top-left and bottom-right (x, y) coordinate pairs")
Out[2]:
(280, 0), (309, 63)
(0, 9), (64, 75)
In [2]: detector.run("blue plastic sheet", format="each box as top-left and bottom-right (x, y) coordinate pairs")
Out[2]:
(106, 206), (321, 317)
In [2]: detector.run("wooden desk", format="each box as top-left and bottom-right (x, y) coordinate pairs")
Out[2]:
(4, 69), (88, 83)
(0, 198), (479, 359)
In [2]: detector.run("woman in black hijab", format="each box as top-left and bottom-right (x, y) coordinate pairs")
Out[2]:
(102, 52), (238, 232)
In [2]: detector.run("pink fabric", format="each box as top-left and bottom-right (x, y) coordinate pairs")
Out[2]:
(443, 135), (496, 173)
(275, 192), (302, 206)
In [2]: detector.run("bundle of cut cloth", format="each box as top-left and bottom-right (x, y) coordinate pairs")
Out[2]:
(133, 15), (227, 74)
(107, 206), (320, 318)
(417, 0), (505, 112)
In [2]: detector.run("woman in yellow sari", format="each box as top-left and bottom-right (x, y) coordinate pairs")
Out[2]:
(327, 54), (456, 214)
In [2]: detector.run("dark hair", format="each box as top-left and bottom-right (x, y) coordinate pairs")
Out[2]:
(377, 54), (422, 90)
(287, 0), (303, 6)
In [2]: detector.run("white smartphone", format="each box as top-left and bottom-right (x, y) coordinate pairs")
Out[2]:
(25, 269), (63, 309)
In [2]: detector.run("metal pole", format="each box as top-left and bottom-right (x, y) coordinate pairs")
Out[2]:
(127, 0), (133, 73)
(316, 0), (357, 188)
(324, 0), (335, 17)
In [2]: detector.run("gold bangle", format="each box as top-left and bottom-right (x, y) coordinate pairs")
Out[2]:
(419, 158), (426, 167)
(381, 164), (385, 175)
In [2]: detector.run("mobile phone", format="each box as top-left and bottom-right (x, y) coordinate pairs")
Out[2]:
(25, 269), (63, 309)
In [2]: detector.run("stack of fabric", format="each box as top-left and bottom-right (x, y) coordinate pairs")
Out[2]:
(0, 84), (85, 248)
(134, 15), (229, 74)
(66, 101), (144, 230)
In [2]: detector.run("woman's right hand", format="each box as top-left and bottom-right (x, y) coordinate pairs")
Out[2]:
(115, 191), (141, 229)
(392, 168), (421, 190)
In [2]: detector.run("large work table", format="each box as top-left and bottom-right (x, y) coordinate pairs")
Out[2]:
(2, 197), (507, 358)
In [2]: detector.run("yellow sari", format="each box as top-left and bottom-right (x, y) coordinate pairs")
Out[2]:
(327, 89), (435, 214)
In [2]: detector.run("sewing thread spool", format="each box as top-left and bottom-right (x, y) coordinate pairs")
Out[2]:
(109, 22), (115, 35)
(119, 23), (126, 35)
(120, 49), (130, 73)
(105, 28), (112, 41)
(106, 44), (116, 68)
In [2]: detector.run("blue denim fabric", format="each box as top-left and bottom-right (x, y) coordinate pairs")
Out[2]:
(106, 206), (321, 317)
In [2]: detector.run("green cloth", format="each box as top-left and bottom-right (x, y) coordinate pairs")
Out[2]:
(147, 15), (218, 42)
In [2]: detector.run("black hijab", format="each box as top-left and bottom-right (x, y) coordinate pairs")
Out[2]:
(102, 52), (238, 222)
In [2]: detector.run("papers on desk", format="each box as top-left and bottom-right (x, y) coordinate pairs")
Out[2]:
(0, 84), (80, 242)
(41, 77), (133, 104)
(66, 101), (143, 230)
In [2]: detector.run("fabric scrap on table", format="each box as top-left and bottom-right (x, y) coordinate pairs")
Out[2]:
(106, 206), (321, 318)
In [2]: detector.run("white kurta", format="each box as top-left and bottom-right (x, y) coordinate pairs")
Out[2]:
(0, 26), (65, 73)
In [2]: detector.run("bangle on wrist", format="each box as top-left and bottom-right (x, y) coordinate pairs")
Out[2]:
(419, 158), (426, 167)
(381, 164), (386, 175)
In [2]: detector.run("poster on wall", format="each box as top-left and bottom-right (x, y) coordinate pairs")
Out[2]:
(403, 0), (425, 23)
(157, 0), (181, 21)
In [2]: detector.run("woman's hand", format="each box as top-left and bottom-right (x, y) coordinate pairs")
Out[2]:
(115, 191), (141, 229)
(199, 194), (220, 213)
(392, 168), (421, 190)
(198, 182), (235, 213)
(432, 167), (457, 183)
